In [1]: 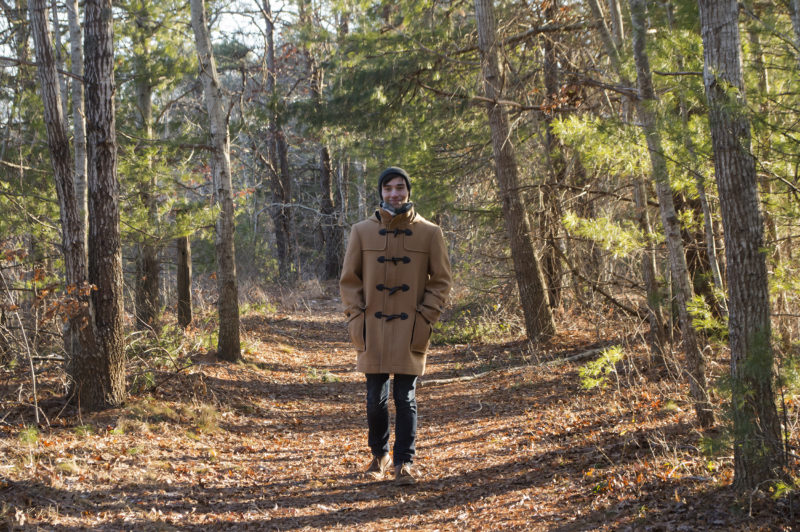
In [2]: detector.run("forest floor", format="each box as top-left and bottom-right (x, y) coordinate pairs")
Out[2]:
(0, 284), (796, 530)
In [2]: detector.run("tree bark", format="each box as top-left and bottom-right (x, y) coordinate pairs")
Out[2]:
(132, 6), (160, 332)
(787, 0), (800, 71)
(191, 0), (241, 362)
(697, 0), (784, 491)
(28, 0), (100, 404)
(586, 0), (666, 354)
(629, 0), (713, 428)
(65, 0), (87, 260)
(539, 0), (565, 309)
(176, 235), (192, 328)
(83, 0), (126, 409)
(475, 0), (555, 341)
(262, 0), (296, 285)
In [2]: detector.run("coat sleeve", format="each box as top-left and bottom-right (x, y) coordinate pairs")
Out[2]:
(339, 225), (365, 318)
(418, 226), (452, 324)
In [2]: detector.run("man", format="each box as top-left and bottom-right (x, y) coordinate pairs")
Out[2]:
(340, 166), (452, 485)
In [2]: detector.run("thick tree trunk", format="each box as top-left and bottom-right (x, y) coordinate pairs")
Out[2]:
(475, 0), (555, 341)
(176, 235), (192, 328)
(28, 0), (100, 400)
(66, 0), (87, 259)
(191, 0), (241, 362)
(629, 0), (713, 427)
(83, 0), (126, 409)
(697, 0), (784, 491)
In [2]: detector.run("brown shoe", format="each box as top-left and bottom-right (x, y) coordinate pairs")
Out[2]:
(365, 454), (391, 479)
(394, 462), (417, 485)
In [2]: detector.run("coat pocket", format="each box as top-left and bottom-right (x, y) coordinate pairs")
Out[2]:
(347, 312), (366, 351)
(410, 312), (432, 354)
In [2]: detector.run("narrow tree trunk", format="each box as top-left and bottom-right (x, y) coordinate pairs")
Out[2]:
(629, 0), (713, 428)
(83, 0), (126, 409)
(176, 235), (192, 328)
(475, 0), (555, 341)
(28, 0), (99, 402)
(262, 0), (295, 284)
(787, 0), (800, 71)
(319, 146), (340, 279)
(698, 0), (784, 491)
(540, 0), (565, 309)
(65, 0), (87, 260)
(747, 14), (788, 342)
(586, 0), (666, 354)
(606, 0), (624, 44)
(133, 8), (160, 332)
(49, 0), (68, 122)
(191, 0), (241, 362)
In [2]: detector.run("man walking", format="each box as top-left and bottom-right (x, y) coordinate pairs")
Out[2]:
(340, 166), (452, 484)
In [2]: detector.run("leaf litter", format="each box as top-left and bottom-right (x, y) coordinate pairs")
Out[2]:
(0, 300), (795, 530)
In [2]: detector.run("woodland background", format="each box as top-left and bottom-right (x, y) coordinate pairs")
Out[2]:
(0, 0), (798, 529)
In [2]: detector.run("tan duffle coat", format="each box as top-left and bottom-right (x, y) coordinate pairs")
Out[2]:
(340, 207), (452, 376)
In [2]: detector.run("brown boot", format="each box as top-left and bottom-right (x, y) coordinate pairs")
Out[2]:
(394, 462), (417, 485)
(365, 454), (391, 479)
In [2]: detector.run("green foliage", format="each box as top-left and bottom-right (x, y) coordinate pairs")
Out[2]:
(72, 425), (96, 439)
(686, 294), (728, 341)
(305, 367), (341, 383)
(17, 425), (39, 446)
(552, 115), (649, 176)
(579, 346), (624, 390)
(432, 304), (514, 345)
(562, 211), (646, 259)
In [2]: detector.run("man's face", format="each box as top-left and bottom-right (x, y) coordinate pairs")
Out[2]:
(382, 176), (409, 209)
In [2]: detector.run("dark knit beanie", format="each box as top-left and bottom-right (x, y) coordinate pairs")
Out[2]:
(378, 166), (411, 200)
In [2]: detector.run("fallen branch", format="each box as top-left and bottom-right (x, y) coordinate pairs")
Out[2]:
(422, 345), (610, 385)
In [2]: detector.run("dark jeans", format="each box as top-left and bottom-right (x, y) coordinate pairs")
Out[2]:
(365, 373), (418, 465)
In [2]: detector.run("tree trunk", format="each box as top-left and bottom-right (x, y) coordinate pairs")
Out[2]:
(539, 0), (565, 310)
(262, 0), (296, 285)
(28, 0), (100, 404)
(787, 0), (800, 71)
(697, 0), (784, 491)
(629, 0), (713, 428)
(475, 0), (555, 341)
(65, 0), (87, 260)
(83, 0), (126, 409)
(49, 0), (68, 122)
(176, 235), (192, 328)
(132, 7), (160, 332)
(191, 0), (241, 362)
(319, 146), (341, 280)
(586, 0), (666, 354)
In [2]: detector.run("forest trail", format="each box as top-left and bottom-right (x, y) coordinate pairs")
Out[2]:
(0, 296), (791, 530)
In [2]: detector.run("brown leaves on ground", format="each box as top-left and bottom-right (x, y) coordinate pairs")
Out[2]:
(0, 301), (794, 530)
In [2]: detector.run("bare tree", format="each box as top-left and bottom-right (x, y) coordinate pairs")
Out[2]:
(475, 0), (555, 341)
(190, 0), (241, 362)
(697, 0), (784, 492)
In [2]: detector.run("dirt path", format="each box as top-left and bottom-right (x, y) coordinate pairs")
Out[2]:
(0, 304), (792, 530)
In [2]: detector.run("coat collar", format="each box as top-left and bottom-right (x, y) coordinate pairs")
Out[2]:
(375, 206), (416, 229)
